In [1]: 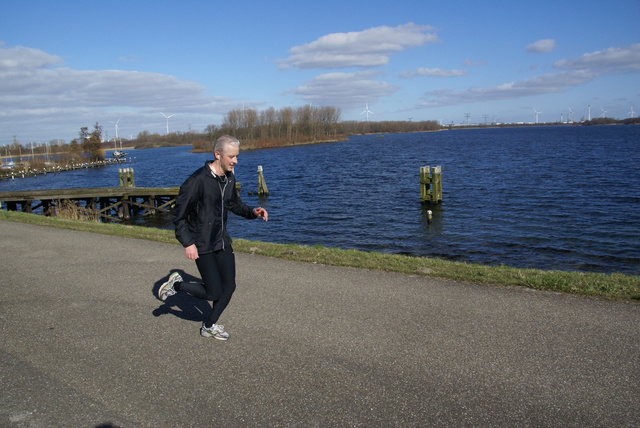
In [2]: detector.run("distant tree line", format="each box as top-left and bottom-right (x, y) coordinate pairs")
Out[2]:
(581, 117), (640, 126)
(339, 120), (441, 135)
(132, 105), (441, 153)
(222, 105), (342, 142)
(215, 105), (441, 138)
(447, 116), (640, 130)
(132, 105), (342, 152)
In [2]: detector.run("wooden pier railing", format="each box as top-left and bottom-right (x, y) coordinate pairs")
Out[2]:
(0, 187), (179, 222)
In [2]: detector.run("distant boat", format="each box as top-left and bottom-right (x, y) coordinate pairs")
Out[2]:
(112, 138), (127, 159)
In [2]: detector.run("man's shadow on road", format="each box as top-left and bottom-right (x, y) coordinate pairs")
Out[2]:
(152, 271), (211, 322)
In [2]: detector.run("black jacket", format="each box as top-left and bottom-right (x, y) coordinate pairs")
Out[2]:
(173, 161), (257, 254)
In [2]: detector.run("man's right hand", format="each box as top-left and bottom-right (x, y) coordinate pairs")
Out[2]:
(185, 244), (199, 260)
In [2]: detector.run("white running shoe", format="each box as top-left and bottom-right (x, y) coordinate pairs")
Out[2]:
(158, 272), (182, 301)
(200, 323), (230, 340)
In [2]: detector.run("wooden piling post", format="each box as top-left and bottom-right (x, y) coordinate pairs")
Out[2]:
(117, 197), (124, 219)
(432, 166), (442, 202)
(420, 165), (443, 203)
(128, 168), (135, 187)
(147, 196), (156, 215)
(90, 198), (99, 222)
(119, 168), (135, 188)
(124, 197), (131, 219)
(257, 165), (269, 196)
(420, 166), (430, 202)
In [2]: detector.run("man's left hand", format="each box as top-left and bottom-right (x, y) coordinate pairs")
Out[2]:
(254, 207), (268, 221)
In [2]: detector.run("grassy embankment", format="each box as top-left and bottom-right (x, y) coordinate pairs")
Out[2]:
(1, 210), (638, 302)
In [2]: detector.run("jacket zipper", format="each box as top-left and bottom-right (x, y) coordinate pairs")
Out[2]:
(218, 179), (228, 250)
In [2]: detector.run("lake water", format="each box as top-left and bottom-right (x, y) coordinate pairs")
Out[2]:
(2, 126), (639, 275)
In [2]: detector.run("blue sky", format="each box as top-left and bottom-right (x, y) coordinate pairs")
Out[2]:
(1, 0), (639, 144)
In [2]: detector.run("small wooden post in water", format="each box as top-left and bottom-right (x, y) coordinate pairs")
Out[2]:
(257, 165), (269, 196)
(420, 166), (442, 203)
(119, 168), (135, 188)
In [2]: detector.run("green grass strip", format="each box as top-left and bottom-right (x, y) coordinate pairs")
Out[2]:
(2, 210), (638, 301)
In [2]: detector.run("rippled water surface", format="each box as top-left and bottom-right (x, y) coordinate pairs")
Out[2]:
(2, 126), (639, 274)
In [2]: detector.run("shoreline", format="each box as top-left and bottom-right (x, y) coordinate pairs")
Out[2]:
(1, 210), (637, 301)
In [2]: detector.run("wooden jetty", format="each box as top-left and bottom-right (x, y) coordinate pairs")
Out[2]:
(1, 164), (262, 222)
(0, 187), (179, 222)
(0, 158), (128, 181)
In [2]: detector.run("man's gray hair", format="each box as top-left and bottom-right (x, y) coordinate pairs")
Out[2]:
(213, 135), (240, 155)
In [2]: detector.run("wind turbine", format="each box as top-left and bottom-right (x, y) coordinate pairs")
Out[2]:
(161, 112), (175, 134)
(629, 106), (636, 118)
(568, 108), (574, 123)
(532, 107), (541, 124)
(360, 103), (374, 122)
(108, 117), (122, 149)
(601, 107), (607, 118)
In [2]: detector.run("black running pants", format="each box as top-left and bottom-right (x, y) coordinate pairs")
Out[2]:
(178, 246), (236, 327)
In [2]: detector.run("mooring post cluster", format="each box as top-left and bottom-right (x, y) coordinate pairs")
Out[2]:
(119, 168), (135, 188)
(420, 165), (442, 204)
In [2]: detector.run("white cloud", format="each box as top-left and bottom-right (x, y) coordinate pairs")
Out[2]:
(420, 70), (597, 107)
(277, 23), (439, 70)
(419, 43), (639, 108)
(285, 71), (399, 108)
(0, 44), (239, 141)
(0, 45), (62, 70)
(526, 39), (557, 53)
(553, 43), (640, 72)
(399, 68), (468, 78)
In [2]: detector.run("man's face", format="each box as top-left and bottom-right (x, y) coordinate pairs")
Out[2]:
(218, 145), (239, 173)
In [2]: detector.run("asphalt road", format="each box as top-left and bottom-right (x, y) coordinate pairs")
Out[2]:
(1, 220), (638, 427)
